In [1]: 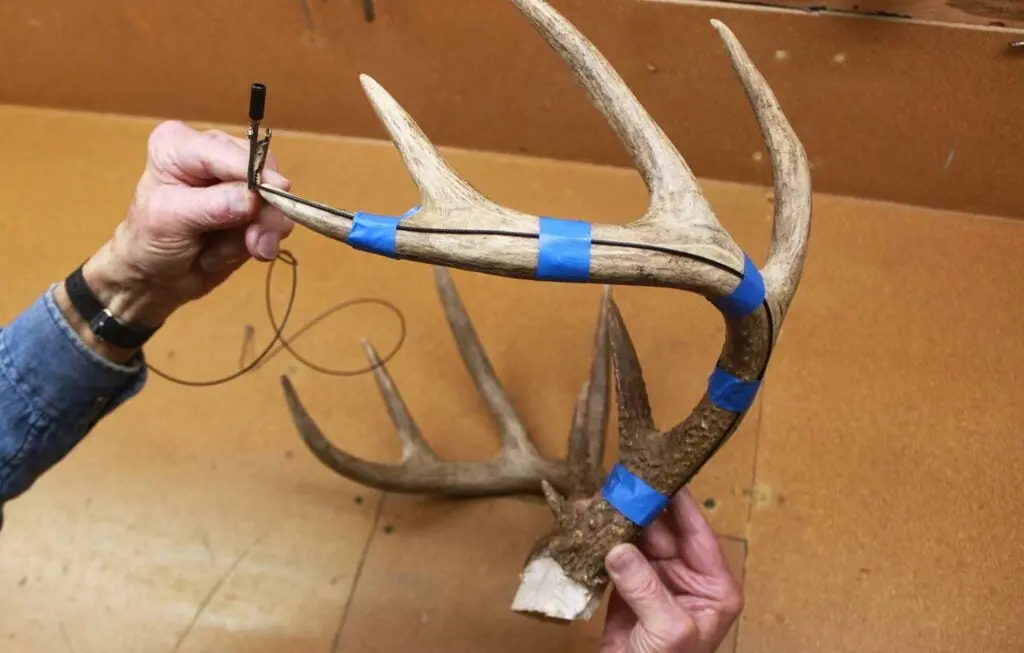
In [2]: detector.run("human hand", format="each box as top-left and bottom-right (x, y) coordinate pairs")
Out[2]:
(79, 119), (294, 328)
(601, 489), (744, 653)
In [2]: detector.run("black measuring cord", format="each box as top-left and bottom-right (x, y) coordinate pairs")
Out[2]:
(144, 249), (408, 387)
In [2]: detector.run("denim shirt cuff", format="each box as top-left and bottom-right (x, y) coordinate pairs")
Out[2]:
(0, 284), (147, 427)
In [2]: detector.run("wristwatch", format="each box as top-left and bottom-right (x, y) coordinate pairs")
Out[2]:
(64, 263), (161, 349)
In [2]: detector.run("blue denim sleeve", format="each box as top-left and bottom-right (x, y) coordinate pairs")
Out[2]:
(0, 285), (147, 528)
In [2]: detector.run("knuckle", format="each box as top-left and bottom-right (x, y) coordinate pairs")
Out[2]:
(214, 187), (242, 217)
(148, 120), (185, 150)
(658, 617), (693, 646)
(721, 584), (745, 617)
(146, 120), (195, 173)
(139, 192), (171, 226)
(629, 573), (664, 603)
(278, 220), (295, 237)
(206, 128), (249, 152)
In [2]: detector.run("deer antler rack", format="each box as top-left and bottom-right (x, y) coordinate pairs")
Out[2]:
(248, 0), (811, 622)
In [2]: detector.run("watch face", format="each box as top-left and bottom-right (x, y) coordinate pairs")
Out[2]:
(88, 309), (116, 343)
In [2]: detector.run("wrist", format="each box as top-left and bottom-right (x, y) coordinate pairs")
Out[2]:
(80, 240), (177, 328)
(53, 282), (140, 365)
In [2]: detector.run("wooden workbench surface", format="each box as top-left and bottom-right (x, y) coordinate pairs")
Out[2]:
(1, 105), (1022, 652)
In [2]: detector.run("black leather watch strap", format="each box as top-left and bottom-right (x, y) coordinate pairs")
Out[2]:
(64, 263), (159, 349)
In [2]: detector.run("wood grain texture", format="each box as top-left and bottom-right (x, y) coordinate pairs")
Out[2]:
(0, 0), (1021, 219)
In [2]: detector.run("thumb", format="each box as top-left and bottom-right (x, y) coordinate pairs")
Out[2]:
(158, 181), (258, 234)
(606, 544), (697, 653)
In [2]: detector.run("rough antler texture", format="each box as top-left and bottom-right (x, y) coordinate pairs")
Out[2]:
(263, 0), (811, 622)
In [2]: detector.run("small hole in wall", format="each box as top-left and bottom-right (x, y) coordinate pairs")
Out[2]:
(703, 497), (718, 511)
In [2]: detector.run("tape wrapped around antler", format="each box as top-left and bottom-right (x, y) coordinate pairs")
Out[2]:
(601, 462), (670, 527)
(536, 216), (593, 282)
(602, 252), (765, 527)
(710, 254), (765, 318)
(346, 206), (421, 258)
(707, 251), (764, 412)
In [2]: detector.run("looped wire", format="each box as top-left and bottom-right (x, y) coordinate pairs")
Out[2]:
(145, 249), (407, 387)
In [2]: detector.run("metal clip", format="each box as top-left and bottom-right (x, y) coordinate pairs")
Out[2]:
(246, 82), (273, 190)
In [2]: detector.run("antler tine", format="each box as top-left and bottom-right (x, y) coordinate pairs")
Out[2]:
(359, 76), (493, 211)
(280, 373), (444, 493)
(360, 339), (440, 464)
(432, 266), (540, 462)
(565, 286), (613, 497)
(605, 297), (657, 439)
(543, 288), (613, 520)
(506, 0), (713, 226)
(710, 20), (811, 319)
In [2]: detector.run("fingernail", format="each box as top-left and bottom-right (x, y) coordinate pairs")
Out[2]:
(233, 187), (253, 214)
(606, 544), (639, 576)
(262, 168), (290, 187)
(256, 232), (279, 260)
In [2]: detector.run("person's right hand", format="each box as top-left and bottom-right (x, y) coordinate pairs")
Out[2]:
(79, 120), (293, 331)
(601, 488), (744, 652)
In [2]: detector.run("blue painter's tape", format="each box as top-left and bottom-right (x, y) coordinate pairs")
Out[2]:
(711, 254), (765, 318)
(346, 206), (419, 259)
(536, 217), (592, 282)
(601, 462), (670, 527)
(707, 366), (760, 413)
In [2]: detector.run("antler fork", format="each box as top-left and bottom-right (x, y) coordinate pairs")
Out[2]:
(261, 0), (811, 621)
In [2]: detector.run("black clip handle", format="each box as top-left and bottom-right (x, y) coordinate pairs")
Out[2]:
(246, 82), (273, 190)
(249, 82), (266, 121)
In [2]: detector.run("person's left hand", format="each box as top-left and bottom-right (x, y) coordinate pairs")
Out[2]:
(80, 119), (294, 329)
(600, 488), (744, 652)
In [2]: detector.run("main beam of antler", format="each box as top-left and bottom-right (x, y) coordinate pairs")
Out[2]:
(264, 0), (811, 623)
